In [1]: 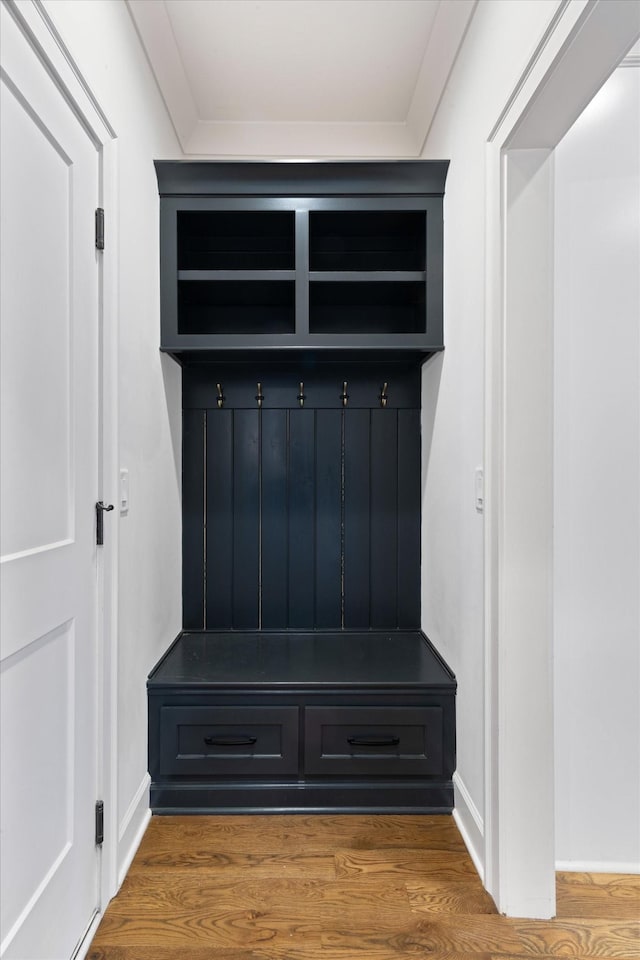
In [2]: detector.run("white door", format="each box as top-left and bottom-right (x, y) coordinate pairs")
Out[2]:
(0, 5), (102, 958)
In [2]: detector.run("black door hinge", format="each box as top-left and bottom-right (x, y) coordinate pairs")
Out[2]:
(95, 800), (104, 846)
(96, 500), (114, 545)
(95, 208), (104, 250)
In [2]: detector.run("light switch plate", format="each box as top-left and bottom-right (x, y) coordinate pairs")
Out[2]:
(475, 467), (484, 513)
(119, 468), (129, 515)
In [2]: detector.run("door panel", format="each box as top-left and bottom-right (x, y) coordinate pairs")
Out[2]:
(0, 6), (101, 958)
(0, 74), (72, 559)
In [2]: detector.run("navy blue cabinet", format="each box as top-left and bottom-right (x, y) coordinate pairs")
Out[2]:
(148, 632), (456, 814)
(156, 161), (447, 360)
(149, 162), (456, 814)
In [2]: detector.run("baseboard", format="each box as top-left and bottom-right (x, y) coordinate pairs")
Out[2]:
(150, 778), (454, 814)
(453, 772), (485, 882)
(117, 773), (151, 888)
(556, 859), (640, 874)
(72, 910), (102, 960)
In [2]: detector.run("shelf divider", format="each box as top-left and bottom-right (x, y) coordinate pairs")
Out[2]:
(295, 210), (310, 336)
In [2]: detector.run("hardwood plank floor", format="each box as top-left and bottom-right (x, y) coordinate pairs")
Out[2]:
(88, 815), (640, 960)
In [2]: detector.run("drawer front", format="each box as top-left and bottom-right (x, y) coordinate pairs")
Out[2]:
(304, 706), (443, 776)
(158, 706), (299, 776)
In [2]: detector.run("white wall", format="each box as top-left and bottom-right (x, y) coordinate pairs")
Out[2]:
(420, 0), (563, 866)
(42, 0), (182, 877)
(553, 61), (640, 871)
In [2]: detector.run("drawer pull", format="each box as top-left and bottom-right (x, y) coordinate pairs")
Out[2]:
(204, 735), (258, 746)
(347, 736), (400, 747)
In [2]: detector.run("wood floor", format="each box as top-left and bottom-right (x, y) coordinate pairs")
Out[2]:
(88, 815), (639, 959)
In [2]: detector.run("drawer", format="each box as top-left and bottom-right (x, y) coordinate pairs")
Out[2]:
(158, 706), (299, 776)
(304, 706), (443, 776)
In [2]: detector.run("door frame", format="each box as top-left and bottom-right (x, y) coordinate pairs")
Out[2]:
(484, 0), (640, 918)
(5, 0), (120, 936)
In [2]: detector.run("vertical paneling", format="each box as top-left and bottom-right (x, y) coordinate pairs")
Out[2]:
(397, 409), (421, 628)
(233, 410), (260, 628)
(288, 410), (315, 628)
(187, 366), (421, 633)
(205, 411), (233, 628)
(344, 409), (371, 628)
(182, 410), (205, 629)
(261, 410), (288, 628)
(315, 410), (342, 628)
(370, 410), (398, 629)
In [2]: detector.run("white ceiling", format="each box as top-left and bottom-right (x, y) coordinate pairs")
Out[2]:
(127, 0), (477, 158)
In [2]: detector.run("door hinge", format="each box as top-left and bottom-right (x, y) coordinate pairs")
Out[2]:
(95, 800), (104, 846)
(95, 207), (104, 250)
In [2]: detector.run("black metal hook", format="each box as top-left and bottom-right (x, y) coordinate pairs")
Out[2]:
(341, 381), (349, 408)
(380, 382), (388, 408)
(256, 382), (263, 409)
(298, 381), (306, 408)
(216, 383), (225, 409)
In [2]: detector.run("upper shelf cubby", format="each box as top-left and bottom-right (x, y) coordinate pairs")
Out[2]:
(178, 210), (295, 272)
(309, 210), (426, 273)
(155, 161), (448, 361)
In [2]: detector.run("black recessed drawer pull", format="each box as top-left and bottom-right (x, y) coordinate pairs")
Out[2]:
(204, 735), (258, 746)
(347, 736), (400, 747)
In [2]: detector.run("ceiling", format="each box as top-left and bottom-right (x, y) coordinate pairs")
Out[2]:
(127, 0), (477, 158)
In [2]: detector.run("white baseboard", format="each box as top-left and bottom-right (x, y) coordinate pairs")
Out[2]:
(452, 772), (485, 882)
(556, 859), (640, 874)
(117, 773), (151, 888)
(72, 910), (102, 960)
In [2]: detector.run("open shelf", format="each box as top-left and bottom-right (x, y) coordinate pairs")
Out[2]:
(309, 211), (426, 272)
(309, 281), (426, 335)
(178, 210), (295, 271)
(157, 162), (447, 357)
(178, 280), (295, 335)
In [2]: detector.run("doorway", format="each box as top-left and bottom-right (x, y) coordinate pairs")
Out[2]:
(484, 0), (640, 917)
(553, 54), (640, 871)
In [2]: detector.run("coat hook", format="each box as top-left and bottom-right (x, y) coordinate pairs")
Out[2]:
(298, 381), (306, 408)
(341, 381), (349, 408)
(216, 383), (225, 410)
(380, 382), (388, 409)
(256, 382), (263, 409)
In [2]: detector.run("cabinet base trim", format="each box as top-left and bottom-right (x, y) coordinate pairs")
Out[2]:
(150, 780), (453, 814)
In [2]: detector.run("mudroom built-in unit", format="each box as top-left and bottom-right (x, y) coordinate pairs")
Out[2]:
(148, 161), (456, 814)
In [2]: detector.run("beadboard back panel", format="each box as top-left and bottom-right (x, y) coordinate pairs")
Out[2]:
(182, 362), (421, 631)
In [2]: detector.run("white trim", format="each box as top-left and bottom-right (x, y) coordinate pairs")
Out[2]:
(487, 0), (575, 143)
(9, 0), (115, 142)
(484, 0), (640, 919)
(483, 1), (597, 904)
(99, 132), (120, 905)
(184, 118), (418, 160)
(125, 0), (197, 148)
(117, 774), (151, 888)
(408, 0), (478, 155)
(556, 860), (640, 875)
(71, 911), (101, 960)
(7, 0), (121, 912)
(453, 773), (484, 883)
(500, 146), (556, 920)
(32, 0), (115, 136)
(118, 772), (151, 843)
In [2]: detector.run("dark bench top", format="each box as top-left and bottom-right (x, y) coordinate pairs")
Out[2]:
(148, 630), (455, 691)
